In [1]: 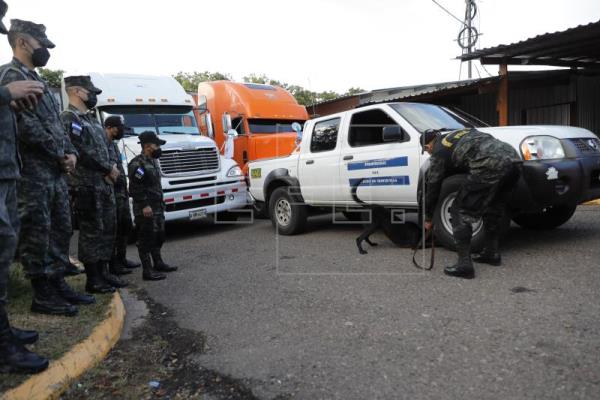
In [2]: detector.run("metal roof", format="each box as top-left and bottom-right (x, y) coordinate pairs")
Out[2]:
(460, 19), (600, 68)
(360, 76), (499, 105)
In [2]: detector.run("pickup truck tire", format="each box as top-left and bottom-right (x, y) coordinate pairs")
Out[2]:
(432, 175), (509, 252)
(269, 187), (308, 235)
(512, 204), (576, 230)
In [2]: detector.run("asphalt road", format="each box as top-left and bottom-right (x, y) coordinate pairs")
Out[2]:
(127, 206), (600, 400)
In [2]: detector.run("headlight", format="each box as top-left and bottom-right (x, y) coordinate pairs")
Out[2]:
(227, 165), (243, 177)
(520, 136), (565, 161)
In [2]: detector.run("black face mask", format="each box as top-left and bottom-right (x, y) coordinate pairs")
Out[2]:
(151, 148), (162, 159)
(84, 92), (97, 109)
(114, 126), (124, 140)
(31, 47), (50, 67)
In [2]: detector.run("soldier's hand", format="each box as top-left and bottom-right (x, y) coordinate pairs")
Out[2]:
(6, 80), (44, 101)
(142, 206), (153, 218)
(62, 154), (77, 173)
(10, 96), (37, 111)
(109, 164), (120, 181)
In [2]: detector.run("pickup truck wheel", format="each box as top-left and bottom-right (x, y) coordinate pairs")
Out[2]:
(269, 187), (307, 235)
(512, 204), (576, 230)
(432, 175), (508, 252)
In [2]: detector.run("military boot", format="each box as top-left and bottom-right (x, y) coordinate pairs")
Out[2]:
(84, 262), (115, 294)
(116, 240), (141, 269)
(151, 250), (177, 272)
(141, 253), (166, 281)
(50, 275), (96, 305)
(444, 242), (475, 279)
(10, 327), (38, 345)
(64, 261), (83, 276)
(109, 256), (132, 276)
(0, 308), (49, 374)
(472, 233), (501, 266)
(99, 262), (128, 288)
(30, 277), (78, 316)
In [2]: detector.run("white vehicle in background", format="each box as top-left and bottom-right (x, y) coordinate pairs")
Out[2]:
(62, 73), (248, 222)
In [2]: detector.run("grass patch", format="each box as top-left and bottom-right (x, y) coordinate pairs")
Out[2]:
(0, 263), (112, 393)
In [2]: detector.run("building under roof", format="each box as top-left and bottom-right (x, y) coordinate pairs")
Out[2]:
(307, 20), (600, 135)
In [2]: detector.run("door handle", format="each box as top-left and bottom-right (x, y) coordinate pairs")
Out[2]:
(343, 155), (354, 161)
(306, 160), (314, 165)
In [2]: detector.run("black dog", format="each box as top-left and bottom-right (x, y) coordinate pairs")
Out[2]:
(350, 179), (421, 255)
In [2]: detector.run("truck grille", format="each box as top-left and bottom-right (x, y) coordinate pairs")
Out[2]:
(158, 148), (220, 176)
(570, 138), (600, 154)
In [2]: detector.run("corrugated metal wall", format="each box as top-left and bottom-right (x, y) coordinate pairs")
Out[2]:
(458, 93), (498, 125)
(578, 75), (600, 136)
(509, 82), (575, 125)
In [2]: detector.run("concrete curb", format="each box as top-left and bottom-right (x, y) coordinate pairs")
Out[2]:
(2, 292), (126, 400)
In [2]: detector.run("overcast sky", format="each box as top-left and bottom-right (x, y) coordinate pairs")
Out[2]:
(3, 0), (599, 93)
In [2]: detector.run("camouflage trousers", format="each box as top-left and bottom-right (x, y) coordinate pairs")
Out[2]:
(113, 194), (133, 259)
(75, 184), (116, 264)
(17, 175), (71, 279)
(0, 181), (18, 306)
(135, 213), (165, 255)
(450, 159), (521, 243)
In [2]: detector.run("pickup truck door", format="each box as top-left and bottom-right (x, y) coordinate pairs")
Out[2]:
(338, 107), (421, 206)
(298, 117), (343, 203)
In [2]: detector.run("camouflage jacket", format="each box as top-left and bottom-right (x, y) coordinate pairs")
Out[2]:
(0, 85), (19, 180)
(108, 140), (128, 199)
(424, 128), (520, 220)
(0, 58), (77, 178)
(128, 153), (164, 216)
(61, 104), (113, 188)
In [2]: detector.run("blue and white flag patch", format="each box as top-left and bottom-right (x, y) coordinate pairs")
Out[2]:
(134, 167), (145, 179)
(71, 122), (82, 136)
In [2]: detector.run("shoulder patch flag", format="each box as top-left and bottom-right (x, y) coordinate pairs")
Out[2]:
(71, 122), (83, 136)
(134, 167), (145, 180)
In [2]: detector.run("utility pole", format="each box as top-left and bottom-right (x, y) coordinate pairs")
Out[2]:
(466, 0), (473, 78)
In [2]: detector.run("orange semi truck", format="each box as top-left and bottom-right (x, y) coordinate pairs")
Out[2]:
(195, 81), (308, 170)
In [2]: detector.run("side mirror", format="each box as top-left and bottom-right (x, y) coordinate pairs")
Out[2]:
(382, 126), (406, 142)
(205, 112), (214, 139)
(291, 122), (303, 145)
(222, 113), (232, 134)
(227, 129), (238, 138)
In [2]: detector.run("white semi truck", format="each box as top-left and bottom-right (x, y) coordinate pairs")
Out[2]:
(62, 73), (248, 222)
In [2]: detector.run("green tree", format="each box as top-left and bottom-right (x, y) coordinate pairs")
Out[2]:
(344, 87), (365, 96)
(173, 71), (231, 92)
(38, 68), (64, 88)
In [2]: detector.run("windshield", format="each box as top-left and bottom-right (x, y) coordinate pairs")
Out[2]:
(248, 119), (305, 134)
(100, 106), (199, 136)
(389, 103), (481, 133)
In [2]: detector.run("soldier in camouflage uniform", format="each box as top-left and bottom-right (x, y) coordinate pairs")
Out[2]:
(128, 131), (177, 281)
(61, 76), (127, 292)
(104, 116), (140, 275)
(0, 2), (49, 374)
(0, 19), (92, 317)
(422, 128), (521, 279)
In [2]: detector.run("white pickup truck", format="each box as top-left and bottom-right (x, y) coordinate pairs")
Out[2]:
(247, 102), (600, 249)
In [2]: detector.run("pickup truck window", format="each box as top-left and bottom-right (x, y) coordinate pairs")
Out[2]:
(349, 109), (406, 147)
(310, 118), (340, 153)
(390, 103), (478, 133)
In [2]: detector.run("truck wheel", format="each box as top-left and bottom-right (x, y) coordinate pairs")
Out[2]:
(432, 175), (508, 252)
(512, 204), (576, 230)
(269, 187), (308, 235)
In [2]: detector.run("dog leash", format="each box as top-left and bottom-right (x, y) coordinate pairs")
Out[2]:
(412, 229), (435, 271)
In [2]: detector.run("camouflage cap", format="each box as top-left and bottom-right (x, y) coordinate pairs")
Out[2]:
(64, 75), (102, 94)
(0, 1), (7, 35)
(9, 19), (55, 48)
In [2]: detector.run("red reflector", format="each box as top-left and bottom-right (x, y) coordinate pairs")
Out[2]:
(218, 191), (225, 195)
(201, 193), (209, 198)
(232, 188), (239, 193)
(165, 198), (175, 203)
(183, 195), (192, 200)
